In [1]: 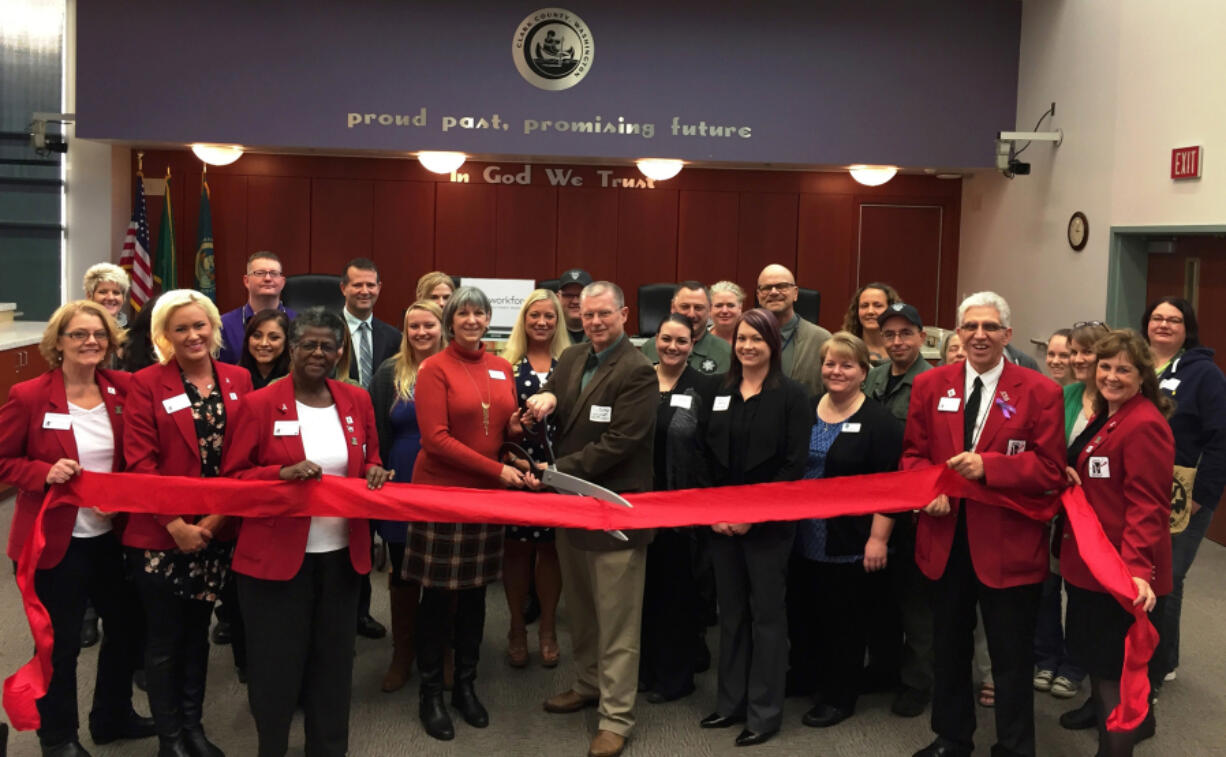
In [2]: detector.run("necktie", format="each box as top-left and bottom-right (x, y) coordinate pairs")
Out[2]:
(358, 322), (373, 389)
(963, 376), (983, 452)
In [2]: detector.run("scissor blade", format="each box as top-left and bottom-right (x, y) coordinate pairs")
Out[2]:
(542, 469), (633, 508)
(541, 468), (632, 541)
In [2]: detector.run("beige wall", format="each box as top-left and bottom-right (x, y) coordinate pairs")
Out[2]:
(958, 0), (1226, 357)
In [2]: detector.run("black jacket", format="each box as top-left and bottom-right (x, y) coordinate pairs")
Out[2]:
(347, 316), (401, 385)
(812, 395), (903, 556)
(1161, 346), (1226, 510)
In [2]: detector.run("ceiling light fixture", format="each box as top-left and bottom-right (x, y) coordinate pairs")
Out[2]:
(190, 144), (244, 166)
(636, 158), (683, 181)
(417, 151), (467, 174)
(848, 165), (898, 186)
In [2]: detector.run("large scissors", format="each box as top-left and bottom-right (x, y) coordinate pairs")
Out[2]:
(501, 421), (632, 542)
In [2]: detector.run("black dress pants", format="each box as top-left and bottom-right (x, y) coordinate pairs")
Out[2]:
(33, 532), (141, 747)
(215, 574), (247, 669)
(639, 528), (700, 698)
(129, 555), (215, 741)
(930, 516), (1042, 757)
(238, 550), (359, 757)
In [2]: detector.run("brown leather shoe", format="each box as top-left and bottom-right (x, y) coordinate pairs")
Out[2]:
(588, 730), (626, 757)
(542, 689), (599, 713)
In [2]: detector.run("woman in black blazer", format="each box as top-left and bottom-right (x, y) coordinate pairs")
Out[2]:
(698, 308), (812, 748)
(787, 331), (903, 729)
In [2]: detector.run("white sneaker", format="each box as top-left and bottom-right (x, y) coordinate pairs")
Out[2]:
(1050, 675), (1079, 698)
(1033, 669), (1055, 691)
(1164, 669), (1178, 682)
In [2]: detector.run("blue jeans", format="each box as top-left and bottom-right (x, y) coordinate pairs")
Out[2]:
(1151, 504), (1214, 681)
(1033, 573), (1085, 682)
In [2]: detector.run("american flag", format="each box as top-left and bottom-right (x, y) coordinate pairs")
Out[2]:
(120, 173), (153, 311)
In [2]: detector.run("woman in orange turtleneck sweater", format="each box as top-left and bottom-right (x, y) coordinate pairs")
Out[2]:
(405, 286), (537, 742)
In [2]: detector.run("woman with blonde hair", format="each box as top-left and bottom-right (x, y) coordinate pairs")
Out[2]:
(83, 263), (131, 327)
(0, 301), (153, 755)
(416, 271), (455, 308)
(709, 281), (746, 344)
(500, 289), (569, 668)
(369, 300), (446, 692)
(124, 289), (253, 756)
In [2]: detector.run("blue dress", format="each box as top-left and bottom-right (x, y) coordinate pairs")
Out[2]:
(375, 395), (422, 544)
(508, 356), (557, 544)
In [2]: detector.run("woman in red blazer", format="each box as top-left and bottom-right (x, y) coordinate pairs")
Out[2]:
(124, 289), (252, 757)
(0, 301), (154, 755)
(1061, 329), (1175, 756)
(222, 307), (391, 757)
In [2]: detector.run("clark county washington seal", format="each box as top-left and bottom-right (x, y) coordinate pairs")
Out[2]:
(513, 8), (593, 91)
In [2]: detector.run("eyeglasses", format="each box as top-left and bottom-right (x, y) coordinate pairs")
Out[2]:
(958, 321), (1004, 334)
(757, 283), (795, 294)
(297, 341), (338, 354)
(62, 330), (109, 343)
(1073, 320), (1104, 329)
(881, 329), (918, 341)
(1149, 314), (1184, 325)
(248, 269), (284, 279)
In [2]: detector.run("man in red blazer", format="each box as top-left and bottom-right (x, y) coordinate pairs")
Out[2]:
(901, 292), (1064, 757)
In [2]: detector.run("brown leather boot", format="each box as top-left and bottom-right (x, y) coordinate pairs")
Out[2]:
(381, 583), (419, 692)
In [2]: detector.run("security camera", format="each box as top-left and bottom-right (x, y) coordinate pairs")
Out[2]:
(29, 112), (74, 155)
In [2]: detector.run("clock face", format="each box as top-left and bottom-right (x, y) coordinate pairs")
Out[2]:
(1068, 212), (1088, 251)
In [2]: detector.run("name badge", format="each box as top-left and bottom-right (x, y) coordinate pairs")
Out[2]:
(1006, 439), (1026, 456)
(273, 420), (301, 437)
(589, 405), (612, 423)
(162, 394), (191, 414)
(713, 395), (731, 412)
(938, 396), (961, 412)
(1088, 456), (1110, 478)
(228, 392), (238, 401)
(670, 394), (693, 410)
(489, 369), (507, 380)
(42, 412), (72, 430)
(842, 422), (861, 433)
(1159, 377), (1180, 393)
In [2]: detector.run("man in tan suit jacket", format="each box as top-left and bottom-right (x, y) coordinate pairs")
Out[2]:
(526, 281), (656, 757)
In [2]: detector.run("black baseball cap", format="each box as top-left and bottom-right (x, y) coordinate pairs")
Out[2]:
(879, 302), (923, 330)
(558, 268), (593, 288)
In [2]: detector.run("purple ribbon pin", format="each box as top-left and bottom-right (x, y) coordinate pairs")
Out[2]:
(995, 396), (1016, 419)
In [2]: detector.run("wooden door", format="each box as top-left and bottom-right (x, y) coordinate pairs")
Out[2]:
(858, 204), (944, 326)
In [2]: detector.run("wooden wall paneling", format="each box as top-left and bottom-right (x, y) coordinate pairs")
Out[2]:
(797, 194), (855, 331)
(555, 188), (618, 283)
(495, 185), (558, 280)
(139, 151), (193, 289)
(737, 192), (799, 305)
(617, 190), (679, 334)
(245, 176), (312, 276)
(857, 204), (944, 327)
(311, 179), (374, 280)
(371, 180), (436, 323)
(201, 174), (249, 312)
(434, 182), (497, 278)
(936, 198), (961, 328)
(677, 191), (739, 285)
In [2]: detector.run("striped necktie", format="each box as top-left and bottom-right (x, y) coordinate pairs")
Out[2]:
(358, 322), (373, 388)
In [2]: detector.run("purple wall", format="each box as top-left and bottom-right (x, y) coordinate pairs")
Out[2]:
(76, 1), (1020, 168)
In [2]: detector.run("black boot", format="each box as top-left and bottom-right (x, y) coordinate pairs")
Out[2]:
(451, 588), (489, 728)
(417, 597), (455, 741)
(180, 613), (223, 757)
(1060, 697), (1097, 730)
(182, 728), (224, 757)
(156, 735), (192, 757)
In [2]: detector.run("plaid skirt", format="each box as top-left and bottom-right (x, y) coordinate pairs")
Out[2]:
(402, 522), (504, 589)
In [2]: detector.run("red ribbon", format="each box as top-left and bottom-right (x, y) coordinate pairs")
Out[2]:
(4, 467), (1151, 731)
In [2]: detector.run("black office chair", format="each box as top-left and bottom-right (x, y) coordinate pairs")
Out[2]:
(796, 287), (821, 325)
(636, 283), (678, 338)
(282, 274), (344, 313)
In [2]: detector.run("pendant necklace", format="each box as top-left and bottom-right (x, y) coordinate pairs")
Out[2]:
(462, 363), (493, 435)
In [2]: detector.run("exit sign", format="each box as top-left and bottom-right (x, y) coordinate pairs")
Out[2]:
(1171, 146), (1202, 179)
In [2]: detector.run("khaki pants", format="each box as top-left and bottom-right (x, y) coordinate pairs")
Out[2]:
(556, 529), (647, 737)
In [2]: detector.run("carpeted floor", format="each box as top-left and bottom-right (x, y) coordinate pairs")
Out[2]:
(0, 497), (1222, 756)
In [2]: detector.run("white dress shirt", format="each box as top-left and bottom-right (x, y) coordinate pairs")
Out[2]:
(964, 357), (1005, 452)
(297, 402), (351, 553)
(68, 402), (114, 537)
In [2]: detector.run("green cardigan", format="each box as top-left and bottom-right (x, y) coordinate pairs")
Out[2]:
(1063, 382), (1086, 438)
